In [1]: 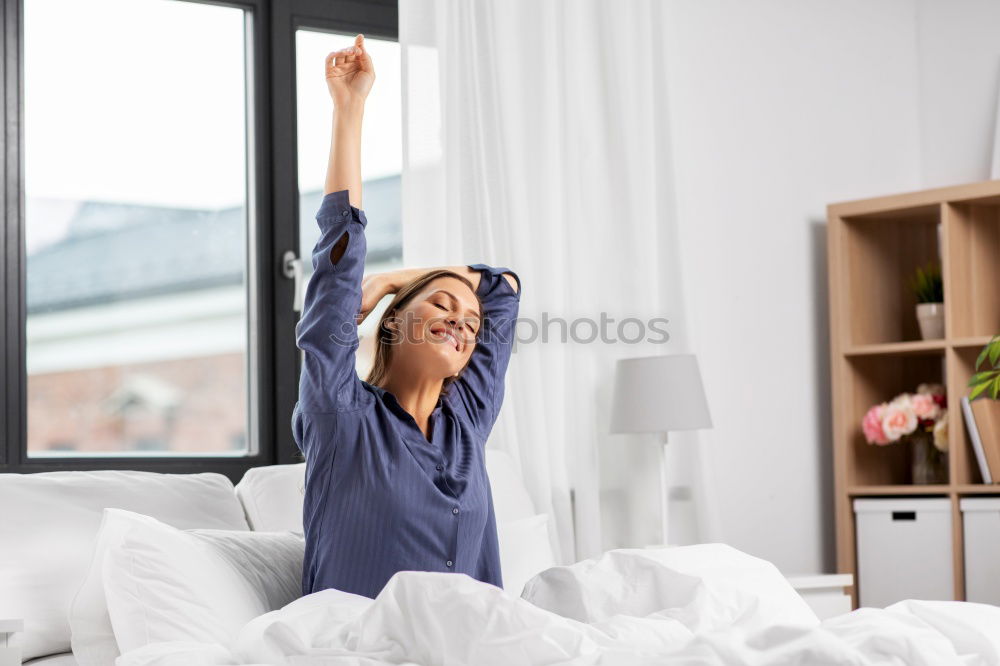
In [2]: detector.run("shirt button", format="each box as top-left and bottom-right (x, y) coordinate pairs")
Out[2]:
(446, 560), (453, 567)
(341, 210), (349, 217)
(452, 507), (459, 514)
(435, 464), (443, 471)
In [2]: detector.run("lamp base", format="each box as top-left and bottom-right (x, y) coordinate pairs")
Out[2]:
(659, 432), (670, 546)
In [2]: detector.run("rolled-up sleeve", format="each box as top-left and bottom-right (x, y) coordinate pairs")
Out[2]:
(445, 263), (521, 436)
(295, 189), (368, 413)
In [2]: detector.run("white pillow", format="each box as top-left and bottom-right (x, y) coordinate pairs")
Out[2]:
(497, 513), (557, 597)
(74, 509), (303, 664)
(70, 507), (302, 666)
(234, 463), (305, 532)
(69, 510), (138, 666)
(0, 470), (248, 663)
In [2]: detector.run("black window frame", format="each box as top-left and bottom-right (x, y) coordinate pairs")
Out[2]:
(1, 0), (397, 484)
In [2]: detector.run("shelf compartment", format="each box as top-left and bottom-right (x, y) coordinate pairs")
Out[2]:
(845, 353), (946, 486)
(945, 201), (1000, 339)
(840, 209), (942, 346)
(948, 345), (999, 486)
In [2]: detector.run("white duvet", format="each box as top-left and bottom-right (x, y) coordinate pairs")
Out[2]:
(114, 544), (1000, 666)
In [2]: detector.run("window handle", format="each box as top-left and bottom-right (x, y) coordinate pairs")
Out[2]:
(282, 250), (304, 312)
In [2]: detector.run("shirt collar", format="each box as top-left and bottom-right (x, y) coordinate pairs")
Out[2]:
(367, 382), (444, 418)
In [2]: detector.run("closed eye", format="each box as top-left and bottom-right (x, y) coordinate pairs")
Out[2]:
(433, 303), (447, 311)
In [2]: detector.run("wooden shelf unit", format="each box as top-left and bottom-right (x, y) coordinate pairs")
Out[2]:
(827, 179), (1000, 608)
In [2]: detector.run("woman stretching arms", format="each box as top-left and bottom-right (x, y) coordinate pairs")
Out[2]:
(293, 34), (521, 600)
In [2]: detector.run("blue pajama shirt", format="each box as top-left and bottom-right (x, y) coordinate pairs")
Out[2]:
(292, 189), (521, 600)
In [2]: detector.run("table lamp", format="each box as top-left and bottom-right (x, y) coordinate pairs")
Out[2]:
(609, 354), (712, 546)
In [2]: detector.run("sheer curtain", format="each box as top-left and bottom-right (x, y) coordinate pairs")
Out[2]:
(400, 0), (708, 564)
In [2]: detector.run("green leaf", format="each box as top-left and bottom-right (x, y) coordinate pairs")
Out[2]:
(977, 335), (1000, 371)
(968, 371), (1000, 387)
(977, 344), (991, 371)
(910, 261), (943, 304)
(970, 381), (991, 401)
(993, 376), (1000, 400)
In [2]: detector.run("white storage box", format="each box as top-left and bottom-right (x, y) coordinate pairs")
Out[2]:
(960, 497), (1000, 604)
(854, 498), (953, 608)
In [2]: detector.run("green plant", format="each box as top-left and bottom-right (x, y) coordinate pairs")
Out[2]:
(969, 335), (1000, 400)
(910, 262), (943, 304)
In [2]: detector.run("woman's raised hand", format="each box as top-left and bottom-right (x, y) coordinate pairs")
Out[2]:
(357, 274), (389, 326)
(326, 34), (374, 108)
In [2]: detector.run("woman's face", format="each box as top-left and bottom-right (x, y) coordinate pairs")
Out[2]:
(392, 276), (481, 379)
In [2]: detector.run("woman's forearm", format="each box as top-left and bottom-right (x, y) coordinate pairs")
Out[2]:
(383, 266), (484, 293)
(324, 102), (365, 208)
(386, 266), (517, 294)
(359, 265), (517, 325)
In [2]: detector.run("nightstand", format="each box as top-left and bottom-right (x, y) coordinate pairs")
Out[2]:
(0, 619), (22, 666)
(786, 574), (854, 620)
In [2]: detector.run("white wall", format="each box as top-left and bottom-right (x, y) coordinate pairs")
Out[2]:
(915, 0), (1000, 186)
(660, 0), (926, 574)
(657, 0), (1000, 574)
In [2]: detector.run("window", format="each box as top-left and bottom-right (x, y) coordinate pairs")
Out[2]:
(24, 0), (251, 458)
(3, 0), (399, 474)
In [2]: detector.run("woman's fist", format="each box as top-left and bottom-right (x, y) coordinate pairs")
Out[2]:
(326, 34), (374, 108)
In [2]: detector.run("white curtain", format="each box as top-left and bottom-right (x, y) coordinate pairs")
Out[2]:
(400, 0), (712, 564)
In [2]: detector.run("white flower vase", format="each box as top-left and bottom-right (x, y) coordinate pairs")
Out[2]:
(916, 302), (944, 340)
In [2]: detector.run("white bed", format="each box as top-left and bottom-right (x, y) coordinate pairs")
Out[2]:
(102, 543), (1000, 666)
(3, 450), (553, 666)
(6, 454), (1000, 666)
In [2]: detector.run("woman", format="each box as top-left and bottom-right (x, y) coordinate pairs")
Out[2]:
(292, 34), (521, 600)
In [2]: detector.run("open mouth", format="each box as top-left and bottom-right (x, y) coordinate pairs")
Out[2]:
(430, 325), (462, 352)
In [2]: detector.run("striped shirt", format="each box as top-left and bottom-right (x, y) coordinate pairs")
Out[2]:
(292, 189), (521, 599)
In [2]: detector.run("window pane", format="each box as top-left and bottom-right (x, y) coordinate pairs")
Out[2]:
(295, 31), (402, 379)
(24, 0), (252, 457)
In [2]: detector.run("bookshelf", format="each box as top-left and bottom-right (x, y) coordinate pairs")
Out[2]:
(827, 179), (1000, 608)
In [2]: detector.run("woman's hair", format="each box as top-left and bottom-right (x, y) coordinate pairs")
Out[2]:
(365, 269), (483, 393)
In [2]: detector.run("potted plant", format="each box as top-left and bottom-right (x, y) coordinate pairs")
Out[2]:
(969, 335), (1000, 400)
(911, 262), (943, 340)
(862, 383), (948, 484)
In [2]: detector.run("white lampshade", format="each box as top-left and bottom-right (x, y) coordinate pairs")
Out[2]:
(609, 354), (712, 434)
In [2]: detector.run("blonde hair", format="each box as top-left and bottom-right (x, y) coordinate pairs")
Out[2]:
(365, 269), (482, 395)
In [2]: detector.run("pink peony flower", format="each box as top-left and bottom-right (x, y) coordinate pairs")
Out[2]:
(862, 403), (889, 445)
(911, 393), (941, 421)
(882, 395), (918, 441)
